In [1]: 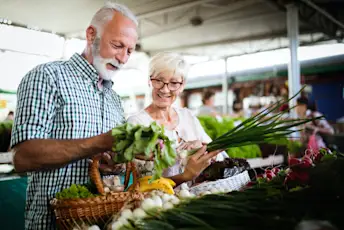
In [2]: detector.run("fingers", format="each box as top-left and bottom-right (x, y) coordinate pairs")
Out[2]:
(199, 149), (222, 162)
(186, 141), (202, 150)
(191, 145), (207, 159)
(176, 143), (187, 152)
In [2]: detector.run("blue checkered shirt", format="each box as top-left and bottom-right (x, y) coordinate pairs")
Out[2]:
(10, 53), (125, 230)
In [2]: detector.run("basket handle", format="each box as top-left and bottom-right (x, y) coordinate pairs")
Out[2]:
(89, 156), (139, 195)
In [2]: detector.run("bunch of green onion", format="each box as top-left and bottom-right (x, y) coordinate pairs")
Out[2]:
(205, 88), (322, 153)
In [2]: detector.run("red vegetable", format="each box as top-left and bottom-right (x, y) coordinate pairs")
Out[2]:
(272, 167), (280, 174)
(246, 181), (255, 187)
(265, 173), (274, 180)
(286, 171), (309, 183)
(301, 156), (313, 168)
(288, 157), (301, 166)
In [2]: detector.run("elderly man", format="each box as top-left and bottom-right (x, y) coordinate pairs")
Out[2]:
(11, 2), (138, 229)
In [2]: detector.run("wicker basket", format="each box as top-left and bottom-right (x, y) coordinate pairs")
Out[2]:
(189, 170), (250, 196)
(50, 158), (144, 229)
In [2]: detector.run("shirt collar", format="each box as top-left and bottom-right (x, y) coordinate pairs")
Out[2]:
(69, 53), (114, 89)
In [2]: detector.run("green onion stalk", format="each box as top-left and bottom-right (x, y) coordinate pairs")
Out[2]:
(190, 86), (322, 155)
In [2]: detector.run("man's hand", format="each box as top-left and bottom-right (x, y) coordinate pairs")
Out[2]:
(90, 152), (125, 174)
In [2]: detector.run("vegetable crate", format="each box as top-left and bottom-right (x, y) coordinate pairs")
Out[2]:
(50, 159), (144, 230)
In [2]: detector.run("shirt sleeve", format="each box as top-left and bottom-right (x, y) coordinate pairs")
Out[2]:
(189, 110), (212, 144)
(10, 68), (57, 148)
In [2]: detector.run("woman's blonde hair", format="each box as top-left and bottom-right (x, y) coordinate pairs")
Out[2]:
(149, 52), (190, 80)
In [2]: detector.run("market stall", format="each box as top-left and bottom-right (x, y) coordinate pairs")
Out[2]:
(48, 94), (330, 230)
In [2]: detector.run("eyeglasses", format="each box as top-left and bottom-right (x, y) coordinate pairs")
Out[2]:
(150, 78), (183, 91)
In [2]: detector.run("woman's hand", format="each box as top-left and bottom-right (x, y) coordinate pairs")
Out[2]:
(182, 145), (222, 181)
(176, 140), (203, 153)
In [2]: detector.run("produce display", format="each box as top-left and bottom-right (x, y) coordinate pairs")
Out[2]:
(98, 148), (343, 230)
(53, 89), (327, 229)
(111, 122), (176, 181)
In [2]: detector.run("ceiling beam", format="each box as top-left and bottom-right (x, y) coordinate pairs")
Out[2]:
(136, 0), (217, 20)
(173, 35), (332, 65)
(65, 0), (258, 39)
(141, 0), (262, 39)
(148, 28), (317, 53)
(300, 0), (344, 31)
(265, 0), (343, 42)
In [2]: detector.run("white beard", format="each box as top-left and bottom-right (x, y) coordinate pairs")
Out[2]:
(91, 37), (123, 81)
(93, 55), (121, 81)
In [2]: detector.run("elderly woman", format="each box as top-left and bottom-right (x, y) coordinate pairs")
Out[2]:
(127, 52), (225, 186)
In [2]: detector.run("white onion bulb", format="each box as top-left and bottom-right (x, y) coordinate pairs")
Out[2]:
(151, 195), (163, 207)
(162, 194), (172, 202)
(170, 196), (180, 205)
(141, 198), (156, 211)
(180, 183), (189, 191)
(121, 209), (133, 220)
(163, 202), (174, 210)
(133, 208), (147, 219)
(110, 221), (122, 230)
(178, 189), (191, 199)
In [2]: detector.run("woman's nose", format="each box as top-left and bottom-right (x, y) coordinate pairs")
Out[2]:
(160, 84), (170, 93)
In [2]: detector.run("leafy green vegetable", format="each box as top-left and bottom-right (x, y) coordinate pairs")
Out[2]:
(111, 122), (177, 181)
(56, 184), (95, 199)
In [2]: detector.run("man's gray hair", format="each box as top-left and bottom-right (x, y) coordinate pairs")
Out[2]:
(90, 1), (138, 36)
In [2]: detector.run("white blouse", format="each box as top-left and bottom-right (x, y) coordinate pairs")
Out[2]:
(127, 107), (226, 178)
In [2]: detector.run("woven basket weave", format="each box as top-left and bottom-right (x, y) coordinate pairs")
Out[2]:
(50, 158), (144, 229)
(190, 170), (250, 196)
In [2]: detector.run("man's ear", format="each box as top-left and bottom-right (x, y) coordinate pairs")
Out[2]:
(86, 26), (97, 46)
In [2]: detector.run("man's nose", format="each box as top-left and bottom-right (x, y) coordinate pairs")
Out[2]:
(115, 49), (129, 65)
